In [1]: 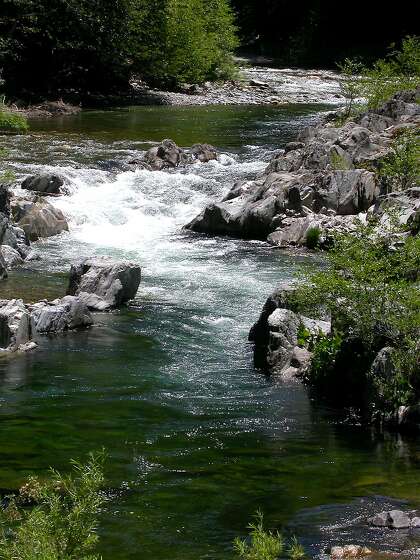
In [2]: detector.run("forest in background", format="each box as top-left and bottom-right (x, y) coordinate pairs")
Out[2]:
(231, 0), (418, 66)
(0, 0), (418, 100)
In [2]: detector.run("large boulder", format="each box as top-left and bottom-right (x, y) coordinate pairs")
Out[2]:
(31, 296), (93, 334)
(67, 257), (141, 310)
(21, 173), (64, 195)
(144, 139), (188, 170)
(0, 299), (31, 351)
(249, 287), (330, 377)
(17, 200), (68, 241)
(314, 170), (379, 215)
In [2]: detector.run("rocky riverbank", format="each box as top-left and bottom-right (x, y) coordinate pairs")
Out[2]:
(129, 67), (343, 107)
(7, 67), (343, 117)
(186, 89), (419, 244)
(185, 88), (420, 430)
(1, 170), (141, 353)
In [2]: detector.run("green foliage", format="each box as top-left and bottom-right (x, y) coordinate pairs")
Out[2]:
(305, 226), (321, 249)
(0, 169), (16, 184)
(337, 58), (364, 120)
(0, 111), (29, 134)
(234, 511), (307, 560)
(0, 451), (106, 560)
(294, 220), (420, 416)
(305, 332), (343, 385)
(0, 0), (238, 97)
(129, 0), (238, 86)
(363, 36), (420, 109)
(297, 324), (311, 347)
(288, 536), (306, 560)
(234, 510), (284, 560)
(337, 37), (420, 118)
(379, 129), (420, 192)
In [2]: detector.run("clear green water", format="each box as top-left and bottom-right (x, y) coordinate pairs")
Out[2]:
(0, 104), (419, 559)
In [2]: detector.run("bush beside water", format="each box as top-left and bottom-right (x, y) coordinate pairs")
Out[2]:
(0, 452), (106, 560)
(295, 220), (420, 421)
(0, 111), (29, 134)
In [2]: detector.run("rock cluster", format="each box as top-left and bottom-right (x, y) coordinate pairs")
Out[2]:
(369, 510), (420, 530)
(1, 184), (31, 275)
(0, 174), (70, 278)
(330, 545), (372, 559)
(0, 296), (92, 353)
(186, 89), (420, 246)
(1, 259), (141, 354)
(128, 139), (218, 171)
(249, 287), (330, 378)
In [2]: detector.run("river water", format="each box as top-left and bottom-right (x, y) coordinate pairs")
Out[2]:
(0, 104), (419, 559)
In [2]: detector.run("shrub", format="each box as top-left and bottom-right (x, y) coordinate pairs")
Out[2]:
(0, 111), (29, 134)
(363, 36), (420, 109)
(234, 510), (284, 560)
(234, 511), (306, 560)
(304, 331), (343, 385)
(294, 220), (420, 417)
(0, 451), (106, 560)
(379, 129), (420, 192)
(336, 57), (364, 120)
(288, 536), (306, 560)
(337, 36), (420, 116)
(305, 226), (321, 249)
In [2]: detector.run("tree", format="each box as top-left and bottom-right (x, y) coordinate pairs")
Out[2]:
(0, 0), (238, 98)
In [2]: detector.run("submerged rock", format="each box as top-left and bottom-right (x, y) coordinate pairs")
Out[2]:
(133, 139), (218, 171)
(190, 143), (218, 163)
(369, 509), (414, 529)
(21, 173), (64, 195)
(330, 545), (372, 559)
(67, 257), (141, 310)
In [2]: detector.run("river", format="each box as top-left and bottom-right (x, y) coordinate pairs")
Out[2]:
(0, 103), (419, 559)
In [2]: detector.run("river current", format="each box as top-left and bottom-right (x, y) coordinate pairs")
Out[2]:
(0, 104), (419, 559)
